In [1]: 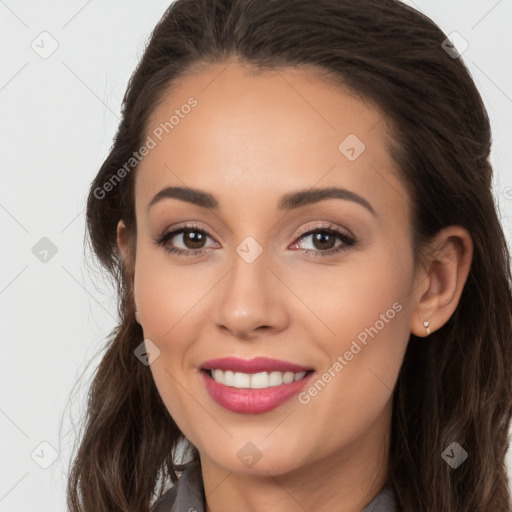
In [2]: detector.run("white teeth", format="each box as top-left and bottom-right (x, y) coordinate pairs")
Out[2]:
(268, 371), (283, 386)
(294, 371), (307, 381)
(250, 372), (269, 389)
(283, 371), (295, 384)
(223, 370), (234, 386)
(233, 372), (250, 388)
(209, 369), (309, 388)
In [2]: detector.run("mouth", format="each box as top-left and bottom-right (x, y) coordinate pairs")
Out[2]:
(199, 356), (315, 414)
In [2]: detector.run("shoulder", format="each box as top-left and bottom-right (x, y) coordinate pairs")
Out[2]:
(362, 484), (399, 512)
(151, 486), (178, 512)
(150, 460), (205, 512)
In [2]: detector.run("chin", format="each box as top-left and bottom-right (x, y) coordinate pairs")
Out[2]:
(198, 436), (306, 477)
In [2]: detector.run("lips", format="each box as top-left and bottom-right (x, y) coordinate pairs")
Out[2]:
(201, 356), (312, 374)
(199, 356), (315, 414)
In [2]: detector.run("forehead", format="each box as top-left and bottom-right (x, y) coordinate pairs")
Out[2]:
(135, 60), (408, 221)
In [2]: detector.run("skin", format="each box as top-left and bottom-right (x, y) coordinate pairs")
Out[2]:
(116, 58), (473, 512)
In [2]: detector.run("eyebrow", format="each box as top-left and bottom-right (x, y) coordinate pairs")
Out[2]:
(147, 186), (376, 216)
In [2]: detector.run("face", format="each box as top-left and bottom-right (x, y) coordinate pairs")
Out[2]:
(121, 60), (418, 476)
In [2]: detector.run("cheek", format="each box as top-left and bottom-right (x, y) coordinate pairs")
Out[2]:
(149, 360), (206, 452)
(291, 238), (412, 348)
(294, 245), (412, 417)
(134, 248), (208, 442)
(133, 243), (210, 344)
(337, 248), (411, 373)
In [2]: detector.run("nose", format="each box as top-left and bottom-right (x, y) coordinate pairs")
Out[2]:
(213, 250), (289, 341)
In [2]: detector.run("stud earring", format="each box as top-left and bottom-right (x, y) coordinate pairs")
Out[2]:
(423, 320), (430, 335)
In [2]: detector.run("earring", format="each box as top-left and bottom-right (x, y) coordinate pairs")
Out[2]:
(423, 320), (430, 335)
(135, 309), (141, 324)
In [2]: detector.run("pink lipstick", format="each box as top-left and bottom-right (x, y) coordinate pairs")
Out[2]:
(200, 356), (315, 414)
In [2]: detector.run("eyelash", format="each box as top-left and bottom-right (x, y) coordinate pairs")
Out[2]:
(152, 222), (358, 258)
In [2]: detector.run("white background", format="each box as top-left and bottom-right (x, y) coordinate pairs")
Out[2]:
(1, 1), (511, 510)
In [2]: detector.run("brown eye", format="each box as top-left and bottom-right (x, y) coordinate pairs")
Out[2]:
(291, 225), (357, 258)
(309, 231), (337, 251)
(177, 229), (207, 249)
(153, 224), (219, 257)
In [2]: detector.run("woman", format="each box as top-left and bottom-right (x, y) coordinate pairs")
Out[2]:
(67, 0), (512, 511)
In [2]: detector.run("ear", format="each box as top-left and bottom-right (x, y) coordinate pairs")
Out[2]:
(410, 225), (473, 338)
(116, 219), (135, 278)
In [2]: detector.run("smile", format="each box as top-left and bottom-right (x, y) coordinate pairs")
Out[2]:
(199, 356), (315, 414)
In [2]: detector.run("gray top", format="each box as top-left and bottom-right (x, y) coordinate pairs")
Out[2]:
(151, 460), (398, 512)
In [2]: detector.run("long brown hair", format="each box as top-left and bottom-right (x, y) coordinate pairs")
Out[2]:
(66, 0), (512, 510)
